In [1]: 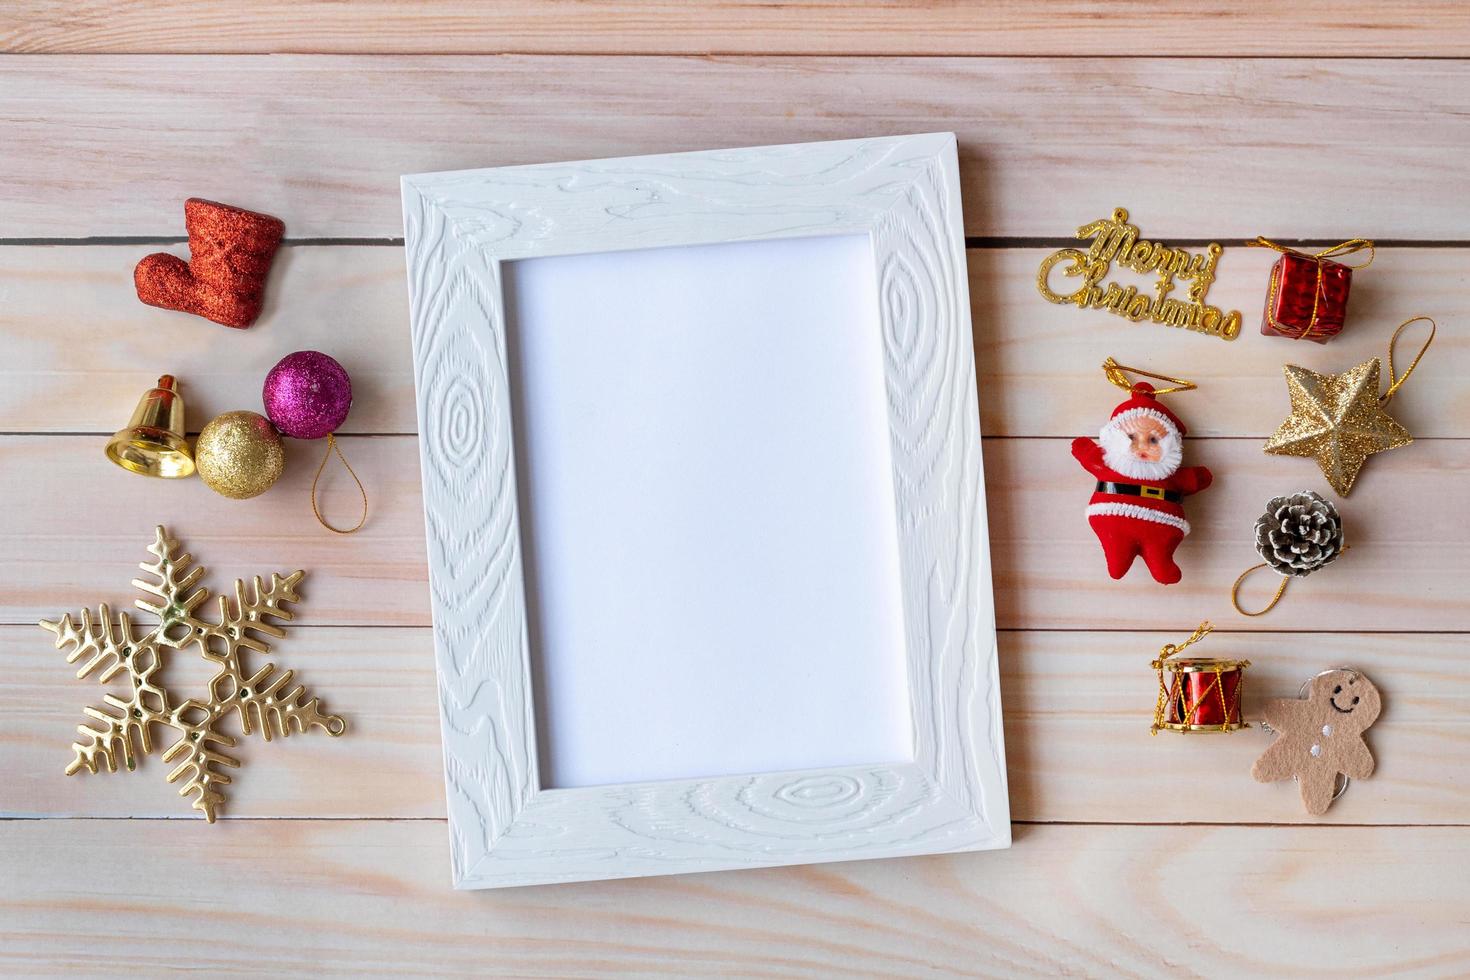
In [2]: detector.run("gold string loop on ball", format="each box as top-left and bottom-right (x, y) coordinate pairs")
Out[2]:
(310, 433), (368, 535)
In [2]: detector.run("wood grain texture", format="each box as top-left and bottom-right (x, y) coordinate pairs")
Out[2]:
(4, 245), (1465, 438)
(971, 247), (1470, 439)
(8, 628), (1468, 826)
(1003, 631), (1470, 826)
(4, 56), (1470, 238)
(402, 172), (535, 885)
(4, 626), (443, 819)
(401, 134), (1006, 887)
(988, 438), (1470, 632)
(2, 435), (430, 628)
(4, 13), (1470, 966)
(5, 436), (1465, 632)
(6, 1), (1470, 56)
(0, 245), (418, 435)
(4, 820), (1469, 976)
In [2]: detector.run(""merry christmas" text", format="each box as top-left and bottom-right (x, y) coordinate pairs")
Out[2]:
(1036, 208), (1241, 341)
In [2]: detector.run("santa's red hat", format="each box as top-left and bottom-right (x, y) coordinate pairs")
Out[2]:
(1102, 382), (1186, 437)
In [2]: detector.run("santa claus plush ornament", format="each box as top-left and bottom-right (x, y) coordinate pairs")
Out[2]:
(1071, 361), (1212, 585)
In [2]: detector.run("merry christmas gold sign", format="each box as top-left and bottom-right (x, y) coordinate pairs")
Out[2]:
(1037, 207), (1242, 342)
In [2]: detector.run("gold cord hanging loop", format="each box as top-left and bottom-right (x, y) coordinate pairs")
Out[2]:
(1101, 357), (1197, 396)
(1382, 316), (1436, 404)
(1154, 621), (1214, 665)
(1233, 544), (1351, 617)
(1231, 563), (1291, 617)
(310, 433), (368, 534)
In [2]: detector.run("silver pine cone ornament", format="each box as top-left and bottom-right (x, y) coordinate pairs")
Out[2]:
(1254, 490), (1344, 577)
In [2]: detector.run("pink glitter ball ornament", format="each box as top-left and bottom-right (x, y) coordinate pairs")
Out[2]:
(263, 350), (352, 440)
(262, 349), (367, 534)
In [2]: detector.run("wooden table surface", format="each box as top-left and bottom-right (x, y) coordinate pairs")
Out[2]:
(4, 4), (1470, 976)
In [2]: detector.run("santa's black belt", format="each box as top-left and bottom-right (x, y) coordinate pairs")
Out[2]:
(1095, 481), (1182, 504)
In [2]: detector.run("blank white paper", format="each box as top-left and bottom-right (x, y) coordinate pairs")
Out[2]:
(503, 234), (912, 789)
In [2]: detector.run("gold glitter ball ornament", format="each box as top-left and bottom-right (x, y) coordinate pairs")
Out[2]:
(1262, 317), (1436, 496)
(196, 410), (285, 499)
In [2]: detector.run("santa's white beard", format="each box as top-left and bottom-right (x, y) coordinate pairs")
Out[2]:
(1099, 423), (1183, 481)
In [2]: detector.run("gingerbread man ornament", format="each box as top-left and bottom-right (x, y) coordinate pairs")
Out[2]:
(1252, 669), (1381, 814)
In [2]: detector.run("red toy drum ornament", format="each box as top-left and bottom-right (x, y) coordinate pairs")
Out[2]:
(1151, 623), (1251, 734)
(1157, 660), (1251, 732)
(1246, 237), (1374, 343)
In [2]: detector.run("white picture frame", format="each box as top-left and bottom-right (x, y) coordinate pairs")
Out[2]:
(401, 133), (1009, 889)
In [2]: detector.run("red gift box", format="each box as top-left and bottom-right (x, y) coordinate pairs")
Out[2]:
(1250, 237), (1373, 343)
(1261, 251), (1353, 343)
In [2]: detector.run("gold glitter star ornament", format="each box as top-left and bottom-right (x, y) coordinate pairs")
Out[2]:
(1263, 317), (1436, 496)
(1263, 359), (1409, 495)
(39, 526), (345, 821)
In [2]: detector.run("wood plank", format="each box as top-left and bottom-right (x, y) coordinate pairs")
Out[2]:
(3, 820), (1468, 975)
(3, 56), (1469, 238)
(986, 437), (1470, 632)
(4, 435), (1466, 631)
(1004, 631), (1470, 826)
(4, 245), (1464, 438)
(1, 435), (431, 628)
(5, 626), (443, 819)
(8, 627), (1467, 825)
(5, 1), (1470, 57)
(972, 247), (1470, 440)
(0, 245), (419, 435)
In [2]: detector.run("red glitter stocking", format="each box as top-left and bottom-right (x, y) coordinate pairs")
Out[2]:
(135, 199), (285, 328)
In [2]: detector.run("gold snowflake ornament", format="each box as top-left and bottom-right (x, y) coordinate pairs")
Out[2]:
(39, 525), (345, 821)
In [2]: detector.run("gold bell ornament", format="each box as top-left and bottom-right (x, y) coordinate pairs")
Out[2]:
(105, 374), (195, 478)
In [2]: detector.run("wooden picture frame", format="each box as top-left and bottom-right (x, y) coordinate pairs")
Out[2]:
(401, 133), (1008, 889)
